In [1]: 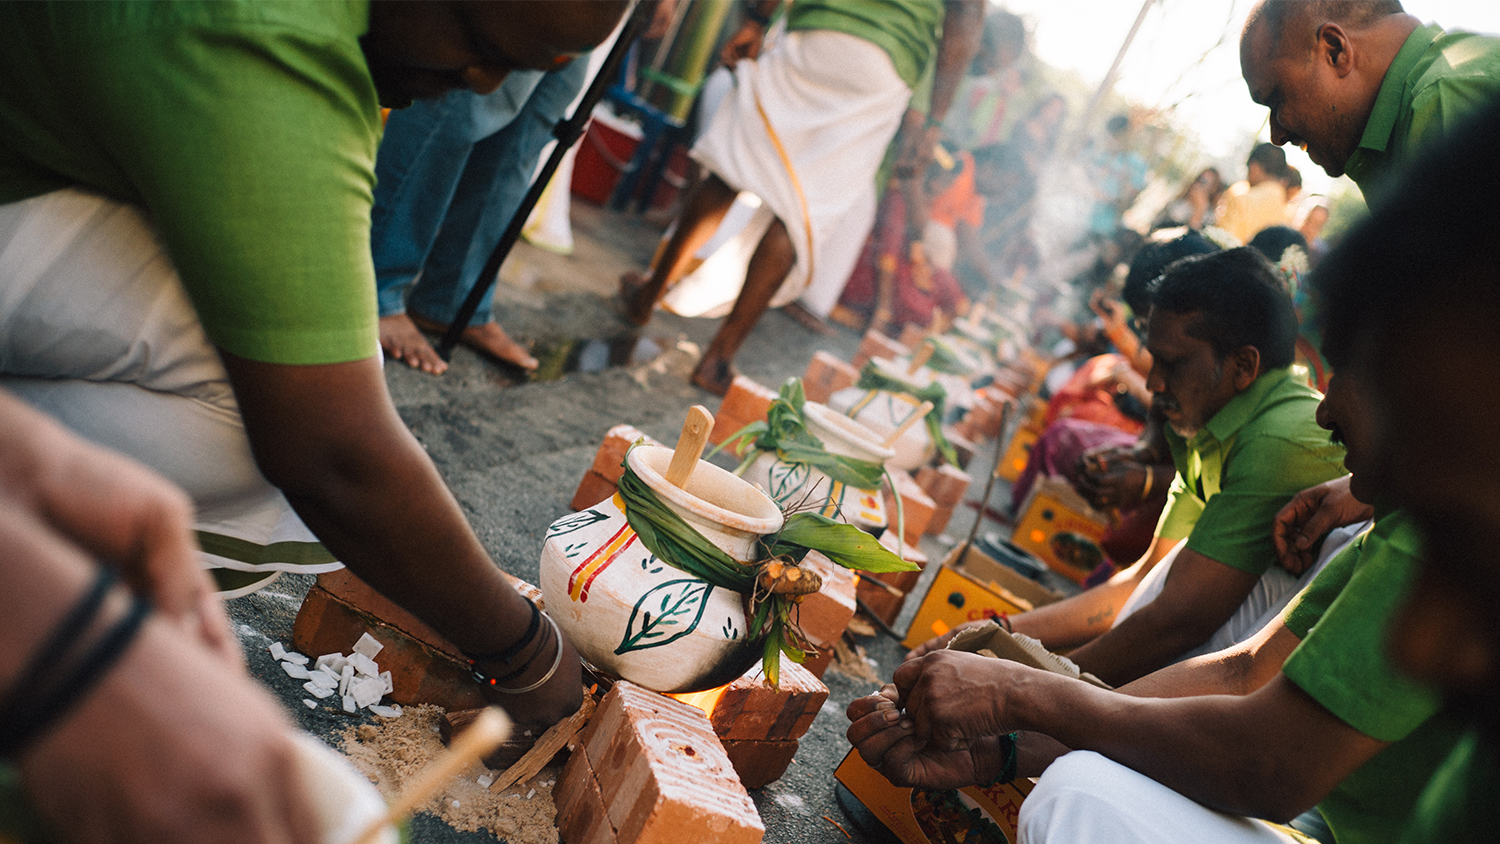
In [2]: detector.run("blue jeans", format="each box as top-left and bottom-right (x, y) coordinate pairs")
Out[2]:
(371, 60), (587, 326)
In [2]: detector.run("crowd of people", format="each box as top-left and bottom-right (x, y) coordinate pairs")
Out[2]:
(0, 0), (1498, 842)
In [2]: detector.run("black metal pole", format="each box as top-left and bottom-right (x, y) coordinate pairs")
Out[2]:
(437, 0), (658, 360)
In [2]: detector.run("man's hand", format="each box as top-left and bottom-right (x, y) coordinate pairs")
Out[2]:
(1075, 448), (1152, 511)
(893, 651), (1018, 751)
(1271, 475), (1371, 574)
(846, 684), (1005, 789)
(21, 613), (321, 844)
(0, 391), (231, 660)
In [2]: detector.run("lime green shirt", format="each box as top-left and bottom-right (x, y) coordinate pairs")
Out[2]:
(1344, 24), (1500, 198)
(1282, 511), (1467, 844)
(787, 0), (945, 90)
(1155, 367), (1348, 574)
(0, 1), (381, 365)
(1397, 729), (1497, 844)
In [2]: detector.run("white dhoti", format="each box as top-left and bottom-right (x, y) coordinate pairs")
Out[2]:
(1114, 521), (1369, 661)
(661, 29), (912, 320)
(1019, 751), (1307, 844)
(0, 188), (342, 586)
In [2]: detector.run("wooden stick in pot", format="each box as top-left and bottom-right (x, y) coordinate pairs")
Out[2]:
(664, 405), (714, 488)
(883, 400), (934, 449)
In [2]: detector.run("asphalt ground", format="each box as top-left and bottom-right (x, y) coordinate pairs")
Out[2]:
(226, 202), (1011, 844)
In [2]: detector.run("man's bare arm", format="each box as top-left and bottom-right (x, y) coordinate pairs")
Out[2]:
(221, 353), (580, 727)
(1063, 546), (1261, 686)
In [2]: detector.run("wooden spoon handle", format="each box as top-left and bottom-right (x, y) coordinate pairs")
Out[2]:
(907, 340), (935, 375)
(665, 405), (714, 488)
(352, 707), (510, 844)
(884, 400), (934, 448)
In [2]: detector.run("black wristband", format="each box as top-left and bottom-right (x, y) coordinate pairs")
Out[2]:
(981, 731), (1020, 787)
(0, 573), (152, 760)
(462, 599), (541, 665)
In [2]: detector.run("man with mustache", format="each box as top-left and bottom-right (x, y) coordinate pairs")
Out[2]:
(912, 247), (1346, 686)
(851, 271), (1457, 844)
(1239, 0), (1500, 197)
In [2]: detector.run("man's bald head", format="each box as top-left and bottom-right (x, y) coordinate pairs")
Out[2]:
(1239, 0), (1414, 177)
(1244, 1), (1404, 60)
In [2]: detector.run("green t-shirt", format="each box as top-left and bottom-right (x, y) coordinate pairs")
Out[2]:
(1397, 729), (1498, 844)
(1344, 24), (1500, 198)
(1282, 511), (1468, 844)
(787, 0), (945, 90)
(1155, 367), (1348, 575)
(0, 1), (381, 365)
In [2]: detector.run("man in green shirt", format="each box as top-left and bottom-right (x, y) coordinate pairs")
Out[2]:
(1311, 98), (1500, 844)
(913, 248), (1347, 686)
(1239, 0), (1500, 197)
(850, 337), (1462, 844)
(0, 0), (624, 739)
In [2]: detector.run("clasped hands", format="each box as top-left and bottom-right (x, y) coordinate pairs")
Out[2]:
(846, 650), (1025, 789)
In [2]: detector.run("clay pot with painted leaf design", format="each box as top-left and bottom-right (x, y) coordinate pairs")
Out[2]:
(740, 401), (893, 534)
(539, 445), (780, 693)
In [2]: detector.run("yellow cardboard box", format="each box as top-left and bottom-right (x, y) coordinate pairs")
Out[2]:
(1008, 476), (1112, 585)
(902, 544), (1063, 650)
(835, 749), (1033, 844)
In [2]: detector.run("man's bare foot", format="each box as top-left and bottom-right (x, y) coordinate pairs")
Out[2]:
(380, 313), (448, 375)
(691, 356), (738, 396)
(409, 313), (538, 371)
(618, 271), (655, 327)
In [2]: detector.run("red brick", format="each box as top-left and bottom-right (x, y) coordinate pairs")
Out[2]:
(590, 424), (659, 483)
(581, 682), (764, 844)
(851, 330), (910, 370)
(291, 569), (543, 711)
(556, 749), (618, 844)
(801, 351), (859, 404)
(796, 551), (857, 650)
(856, 532), (929, 627)
(675, 661), (827, 742)
(710, 377), (777, 445)
(882, 471), (935, 546)
(571, 469), (618, 511)
(943, 425), (977, 469)
(722, 740), (800, 790)
(926, 501), (958, 536)
(800, 648), (834, 679)
(915, 464), (972, 507)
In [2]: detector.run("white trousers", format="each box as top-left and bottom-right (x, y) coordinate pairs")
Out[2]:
(1019, 751), (1304, 844)
(0, 189), (340, 575)
(1114, 521), (1367, 661)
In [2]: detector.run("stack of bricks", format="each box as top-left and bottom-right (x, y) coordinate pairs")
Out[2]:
(916, 463), (973, 536)
(801, 351), (859, 404)
(941, 424), (977, 470)
(855, 529), (929, 628)
(796, 550), (858, 678)
(291, 568), (543, 712)
(571, 424), (662, 511)
(850, 329), (910, 370)
(881, 469), (936, 547)
(556, 681), (765, 844)
(672, 660), (830, 789)
(709, 376), (779, 446)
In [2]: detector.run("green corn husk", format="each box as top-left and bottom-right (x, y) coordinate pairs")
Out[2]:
(854, 361), (958, 466)
(616, 444), (916, 684)
(922, 336), (971, 375)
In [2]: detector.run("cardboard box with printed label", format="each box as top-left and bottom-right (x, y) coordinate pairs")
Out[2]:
(901, 544), (1063, 650)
